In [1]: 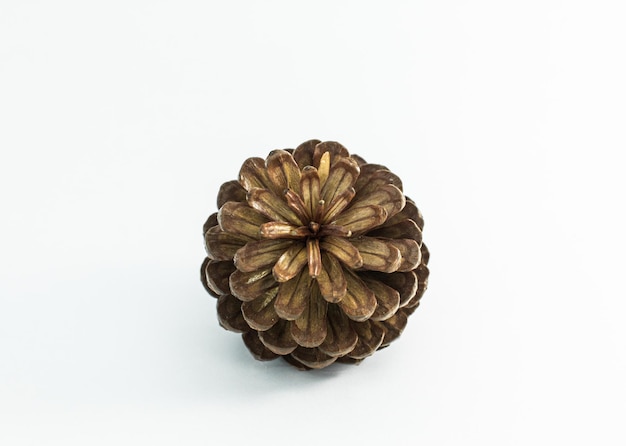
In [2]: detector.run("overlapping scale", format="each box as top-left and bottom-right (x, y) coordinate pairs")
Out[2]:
(217, 294), (250, 333)
(266, 149), (302, 194)
(217, 180), (247, 208)
(274, 268), (313, 320)
(204, 260), (236, 297)
(290, 284), (327, 348)
(259, 320), (298, 355)
(349, 320), (386, 359)
(229, 268), (276, 302)
(205, 226), (252, 261)
(218, 201), (269, 239)
(233, 239), (292, 273)
(319, 304), (358, 357)
(241, 287), (280, 331)
(242, 332), (279, 361)
(290, 346), (337, 369)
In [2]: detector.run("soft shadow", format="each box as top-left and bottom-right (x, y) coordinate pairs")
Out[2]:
(185, 327), (360, 403)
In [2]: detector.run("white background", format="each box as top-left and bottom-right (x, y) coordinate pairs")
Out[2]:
(1, 1), (625, 444)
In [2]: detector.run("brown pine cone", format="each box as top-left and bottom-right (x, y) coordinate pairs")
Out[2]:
(201, 140), (429, 369)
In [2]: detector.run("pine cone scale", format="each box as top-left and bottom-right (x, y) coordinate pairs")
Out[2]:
(291, 346), (336, 369)
(349, 184), (406, 220)
(366, 271), (419, 308)
(205, 260), (236, 296)
(259, 320), (298, 355)
(331, 205), (388, 235)
(238, 157), (274, 192)
(241, 287), (280, 331)
(217, 201), (268, 239)
(318, 236), (363, 269)
(217, 294), (249, 333)
(388, 239), (422, 272)
(319, 304), (359, 357)
(266, 149), (302, 194)
(274, 268), (313, 321)
(247, 187), (303, 225)
(217, 180), (247, 208)
(205, 227), (250, 261)
(319, 157), (360, 206)
(339, 268), (377, 322)
(272, 242), (308, 282)
(348, 319), (386, 359)
(364, 277), (401, 322)
(351, 236), (403, 273)
(316, 253), (347, 303)
(290, 285), (328, 348)
(299, 166), (321, 217)
(242, 331), (279, 361)
(233, 239), (292, 273)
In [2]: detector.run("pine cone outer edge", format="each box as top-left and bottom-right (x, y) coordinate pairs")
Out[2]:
(201, 140), (429, 369)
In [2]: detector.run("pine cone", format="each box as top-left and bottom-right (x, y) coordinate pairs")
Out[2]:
(201, 140), (429, 369)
